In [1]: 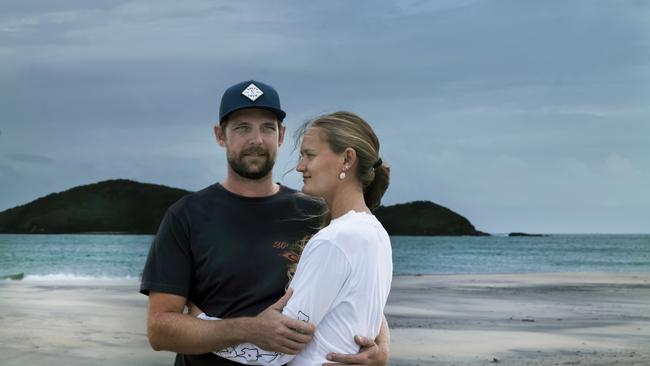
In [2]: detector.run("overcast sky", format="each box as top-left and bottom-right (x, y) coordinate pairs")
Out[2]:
(1, 0), (648, 233)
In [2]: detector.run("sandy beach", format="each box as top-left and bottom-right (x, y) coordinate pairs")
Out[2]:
(1, 273), (649, 366)
(386, 273), (650, 365)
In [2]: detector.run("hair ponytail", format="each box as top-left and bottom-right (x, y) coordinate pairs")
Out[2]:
(364, 162), (390, 211)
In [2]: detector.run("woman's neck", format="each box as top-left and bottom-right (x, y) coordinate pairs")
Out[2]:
(326, 183), (370, 220)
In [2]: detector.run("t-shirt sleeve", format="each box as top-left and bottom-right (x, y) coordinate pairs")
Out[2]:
(140, 209), (193, 297)
(203, 239), (351, 365)
(283, 239), (351, 328)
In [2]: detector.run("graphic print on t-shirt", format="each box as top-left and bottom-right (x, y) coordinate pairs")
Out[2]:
(208, 310), (313, 364)
(215, 346), (280, 363)
(274, 234), (312, 288)
(297, 311), (310, 322)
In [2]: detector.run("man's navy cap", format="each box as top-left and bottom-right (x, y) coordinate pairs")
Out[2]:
(219, 80), (286, 123)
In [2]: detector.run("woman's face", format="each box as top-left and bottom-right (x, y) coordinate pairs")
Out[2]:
(296, 127), (345, 199)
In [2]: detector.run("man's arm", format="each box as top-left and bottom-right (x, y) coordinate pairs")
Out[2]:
(195, 312), (300, 365)
(146, 289), (315, 355)
(324, 314), (390, 366)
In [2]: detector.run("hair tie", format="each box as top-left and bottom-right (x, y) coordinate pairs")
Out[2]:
(373, 158), (382, 169)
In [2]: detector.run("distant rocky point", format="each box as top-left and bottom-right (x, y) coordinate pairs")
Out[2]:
(0, 180), (488, 236)
(508, 232), (547, 237)
(374, 201), (489, 236)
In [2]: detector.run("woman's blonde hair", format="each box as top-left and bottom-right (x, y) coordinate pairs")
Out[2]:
(295, 111), (390, 213)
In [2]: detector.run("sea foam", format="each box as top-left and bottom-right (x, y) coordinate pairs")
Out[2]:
(22, 273), (139, 282)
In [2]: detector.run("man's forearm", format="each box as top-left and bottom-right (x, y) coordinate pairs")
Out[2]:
(148, 311), (253, 355)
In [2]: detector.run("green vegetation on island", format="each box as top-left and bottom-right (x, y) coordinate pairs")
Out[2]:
(0, 180), (487, 236)
(0, 179), (190, 234)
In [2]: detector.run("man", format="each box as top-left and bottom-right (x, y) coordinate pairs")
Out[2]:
(141, 80), (389, 366)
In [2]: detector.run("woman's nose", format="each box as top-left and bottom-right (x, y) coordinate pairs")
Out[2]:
(296, 159), (305, 172)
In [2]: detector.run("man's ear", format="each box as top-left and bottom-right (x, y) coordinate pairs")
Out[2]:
(278, 123), (286, 147)
(214, 123), (226, 147)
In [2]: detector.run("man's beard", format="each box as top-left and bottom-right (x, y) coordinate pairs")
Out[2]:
(227, 147), (275, 180)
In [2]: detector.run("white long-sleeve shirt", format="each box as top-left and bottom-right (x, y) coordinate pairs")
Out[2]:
(199, 210), (393, 365)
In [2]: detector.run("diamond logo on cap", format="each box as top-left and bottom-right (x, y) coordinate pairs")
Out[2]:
(241, 83), (264, 101)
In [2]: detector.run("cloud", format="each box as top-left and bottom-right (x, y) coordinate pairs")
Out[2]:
(3, 152), (55, 164)
(0, 0), (649, 232)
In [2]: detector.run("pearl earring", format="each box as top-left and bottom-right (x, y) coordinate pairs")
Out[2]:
(339, 171), (346, 180)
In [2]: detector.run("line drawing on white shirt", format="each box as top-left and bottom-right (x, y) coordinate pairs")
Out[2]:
(215, 346), (280, 363)
(297, 311), (310, 322)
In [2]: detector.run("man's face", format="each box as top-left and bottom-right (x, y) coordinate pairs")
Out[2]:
(215, 108), (285, 180)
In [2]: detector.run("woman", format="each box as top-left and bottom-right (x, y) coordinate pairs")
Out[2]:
(194, 111), (392, 365)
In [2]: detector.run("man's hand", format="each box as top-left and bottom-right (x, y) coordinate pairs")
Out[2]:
(247, 288), (316, 355)
(324, 314), (390, 366)
(323, 335), (388, 366)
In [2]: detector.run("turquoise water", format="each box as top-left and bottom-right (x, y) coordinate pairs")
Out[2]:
(0, 234), (649, 280)
(0, 234), (150, 280)
(392, 234), (650, 274)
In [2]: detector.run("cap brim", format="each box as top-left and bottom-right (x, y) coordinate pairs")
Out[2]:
(220, 106), (286, 123)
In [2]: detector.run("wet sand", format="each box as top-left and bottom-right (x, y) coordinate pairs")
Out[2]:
(1, 272), (649, 365)
(387, 273), (650, 365)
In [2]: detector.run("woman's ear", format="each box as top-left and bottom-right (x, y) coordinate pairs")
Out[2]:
(343, 147), (357, 169)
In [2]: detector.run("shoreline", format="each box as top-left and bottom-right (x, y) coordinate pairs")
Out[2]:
(1, 272), (649, 365)
(2, 269), (649, 281)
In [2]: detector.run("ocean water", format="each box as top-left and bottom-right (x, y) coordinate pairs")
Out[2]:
(0, 234), (649, 281)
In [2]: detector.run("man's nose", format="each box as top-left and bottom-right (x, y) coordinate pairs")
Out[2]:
(250, 128), (263, 144)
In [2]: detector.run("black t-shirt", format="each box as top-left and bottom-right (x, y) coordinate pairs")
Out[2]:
(140, 183), (323, 366)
